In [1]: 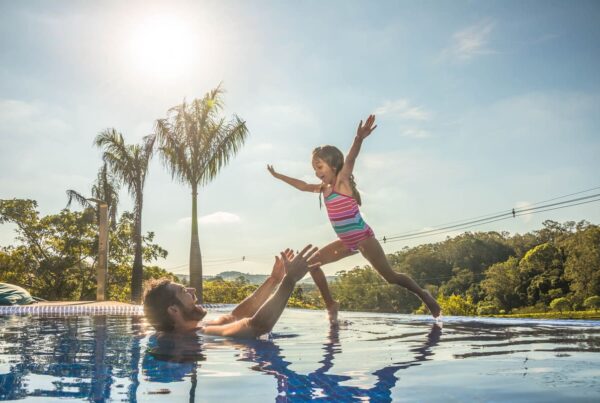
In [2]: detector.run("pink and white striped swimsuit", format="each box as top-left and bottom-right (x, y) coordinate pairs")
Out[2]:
(323, 189), (375, 251)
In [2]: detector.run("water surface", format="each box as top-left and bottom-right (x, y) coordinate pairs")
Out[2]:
(0, 309), (598, 402)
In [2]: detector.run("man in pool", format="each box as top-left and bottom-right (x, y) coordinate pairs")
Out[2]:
(143, 245), (320, 338)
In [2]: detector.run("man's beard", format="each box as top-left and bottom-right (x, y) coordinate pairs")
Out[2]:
(180, 303), (207, 322)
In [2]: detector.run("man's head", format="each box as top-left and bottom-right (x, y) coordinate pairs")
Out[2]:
(143, 278), (207, 331)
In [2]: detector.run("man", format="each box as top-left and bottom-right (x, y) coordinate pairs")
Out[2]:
(143, 245), (319, 338)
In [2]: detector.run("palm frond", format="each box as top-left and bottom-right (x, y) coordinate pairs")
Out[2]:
(65, 190), (93, 209)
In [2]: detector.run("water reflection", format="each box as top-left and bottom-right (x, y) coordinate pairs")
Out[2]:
(1, 315), (599, 402)
(0, 315), (145, 401)
(144, 323), (441, 402)
(239, 324), (441, 402)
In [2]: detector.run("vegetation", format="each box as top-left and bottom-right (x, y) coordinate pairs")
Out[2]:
(94, 129), (155, 303)
(2, 192), (598, 318)
(0, 199), (171, 301)
(154, 84), (248, 302)
(321, 220), (599, 317)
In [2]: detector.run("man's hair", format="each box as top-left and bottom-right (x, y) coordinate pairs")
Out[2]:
(143, 278), (178, 331)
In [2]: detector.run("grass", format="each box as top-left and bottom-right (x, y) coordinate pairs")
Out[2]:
(490, 310), (600, 320)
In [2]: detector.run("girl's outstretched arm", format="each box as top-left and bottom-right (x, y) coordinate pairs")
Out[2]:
(267, 164), (322, 193)
(339, 115), (377, 179)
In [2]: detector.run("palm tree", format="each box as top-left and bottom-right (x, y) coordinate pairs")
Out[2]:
(67, 162), (120, 228)
(92, 162), (120, 229)
(154, 85), (248, 301)
(94, 129), (155, 303)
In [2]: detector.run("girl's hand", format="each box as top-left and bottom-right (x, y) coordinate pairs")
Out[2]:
(356, 114), (378, 140)
(267, 164), (278, 178)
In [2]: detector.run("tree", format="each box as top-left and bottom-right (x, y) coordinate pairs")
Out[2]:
(95, 129), (155, 303)
(480, 257), (522, 312)
(518, 242), (568, 306)
(562, 225), (600, 303)
(1, 199), (169, 302)
(154, 85), (248, 302)
(583, 296), (600, 312)
(91, 162), (120, 229)
(549, 297), (571, 313)
(330, 266), (421, 313)
(0, 199), (96, 300)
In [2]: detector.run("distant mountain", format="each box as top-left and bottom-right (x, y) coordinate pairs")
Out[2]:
(213, 270), (336, 285)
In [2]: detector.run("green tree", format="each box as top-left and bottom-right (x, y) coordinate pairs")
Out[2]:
(518, 242), (568, 306)
(330, 266), (420, 313)
(1, 199), (169, 302)
(549, 297), (571, 313)
(0, 199), (96, 300)
(480, 257), (522, 312)
(106, 212), (168, 301)
(95, 129), (155, 303)
(583, 296), (600, 311)
(562, 225), (600, 303)
(435, 294), (477, 316)
(154, 85), (248, 302)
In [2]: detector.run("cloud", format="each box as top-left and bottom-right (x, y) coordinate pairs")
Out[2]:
(515, 201), (533, 223)
(0, 99), (70, 139)
(440, 19), (495, 62)
(400, 128), (431, 139)
(173, 212), (242, 229)
(199, 211), (241, 225)
(374, 99), (430, 120)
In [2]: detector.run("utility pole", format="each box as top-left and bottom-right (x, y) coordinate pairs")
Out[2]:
(89, 198), (108, 301)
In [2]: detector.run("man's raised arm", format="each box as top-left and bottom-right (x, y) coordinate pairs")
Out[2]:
(202, 245), (320, 338)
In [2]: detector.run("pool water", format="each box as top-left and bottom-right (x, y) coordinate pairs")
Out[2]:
(1, 308), (599, 402)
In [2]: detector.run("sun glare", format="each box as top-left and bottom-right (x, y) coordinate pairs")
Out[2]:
(128, 15), (197, 78)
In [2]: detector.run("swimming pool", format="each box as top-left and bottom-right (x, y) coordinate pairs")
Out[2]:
(1, 308), (599, 402)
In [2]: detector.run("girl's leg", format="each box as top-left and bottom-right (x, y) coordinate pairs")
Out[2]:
(357, 237), (441, 318)
(308, 240), (356, 323)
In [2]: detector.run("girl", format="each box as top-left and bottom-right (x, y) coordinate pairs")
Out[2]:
(267, 115), (441, 322)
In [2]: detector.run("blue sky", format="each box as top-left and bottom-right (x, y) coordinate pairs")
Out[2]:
(1, 0), (599, 276)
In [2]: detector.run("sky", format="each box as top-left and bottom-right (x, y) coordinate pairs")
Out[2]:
(1, 0), (599, 277)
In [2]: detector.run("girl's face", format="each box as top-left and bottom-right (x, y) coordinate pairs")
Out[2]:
(312, 157), (336, 185)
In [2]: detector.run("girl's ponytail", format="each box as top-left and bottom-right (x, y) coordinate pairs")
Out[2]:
(349, 174), (361, 206)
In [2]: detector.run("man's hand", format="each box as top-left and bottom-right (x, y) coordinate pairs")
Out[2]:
(271, 248), (294, 283)
(356, 114), (377, 140)
(281, 244), (320, 283)
(267, 164), (279, 178)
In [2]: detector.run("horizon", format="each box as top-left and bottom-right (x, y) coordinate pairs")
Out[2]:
(1, 0), (599, 277)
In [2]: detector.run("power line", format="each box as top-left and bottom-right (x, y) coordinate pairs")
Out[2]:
(382, 195), (600, 244)
(164, 186), (600, 271)
(382, 185), (600, 239)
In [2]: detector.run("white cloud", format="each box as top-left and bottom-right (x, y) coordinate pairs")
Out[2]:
(400, 128), (431, 139)
(515, 201), (533, 223)
(441, 19), (495, 62)
(374, 99), (430, 120)
(173, 212), (242, 229)
(199, 211), (241, 225)
(0, 99), (70, 138)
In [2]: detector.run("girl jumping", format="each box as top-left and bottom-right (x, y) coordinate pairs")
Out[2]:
(267, 114), (441, 322)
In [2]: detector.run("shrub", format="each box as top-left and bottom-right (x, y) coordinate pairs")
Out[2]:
(583, 296), (600, 311)
(437, 294), (477, 316)
(549, 297), (571, 313)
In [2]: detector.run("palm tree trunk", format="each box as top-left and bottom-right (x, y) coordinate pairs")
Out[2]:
(190, 183), (203, 303)
(131, 193), (144, 303)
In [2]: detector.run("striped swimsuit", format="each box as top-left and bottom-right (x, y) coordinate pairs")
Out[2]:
(324, 189), (375, 251)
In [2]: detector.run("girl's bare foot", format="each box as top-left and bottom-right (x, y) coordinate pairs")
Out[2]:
(422, 290), (441, 318)
(326, 301), (339, 324)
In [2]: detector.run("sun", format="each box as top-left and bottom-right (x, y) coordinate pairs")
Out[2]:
(128, 14), (196, 79)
